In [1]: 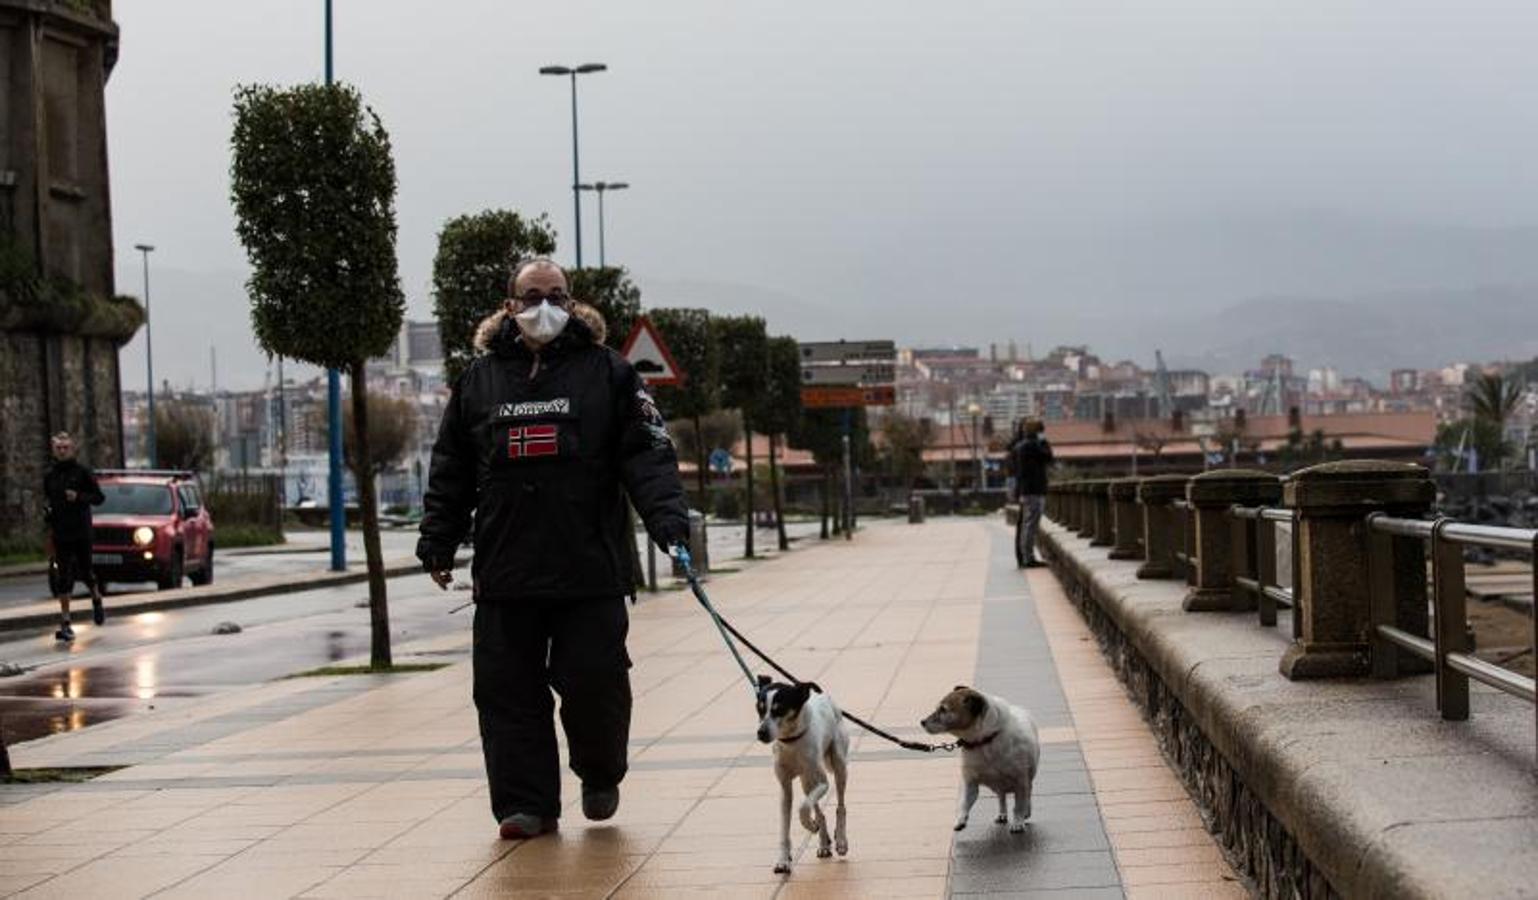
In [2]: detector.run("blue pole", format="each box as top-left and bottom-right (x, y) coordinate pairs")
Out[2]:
(324, 0), (346, 571)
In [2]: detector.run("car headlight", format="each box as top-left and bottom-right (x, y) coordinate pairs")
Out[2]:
(132, 526), (155, 547)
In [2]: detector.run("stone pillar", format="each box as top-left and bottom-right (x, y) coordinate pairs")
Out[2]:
(1090, 480), (1114, 547)
(1279, 461), (1435, 680)
(1108, 478), (1143, 560)
(1183, 470), (1282, 612)
(1135, 475), (1189, 579)
(1075, 482), (1097, 539)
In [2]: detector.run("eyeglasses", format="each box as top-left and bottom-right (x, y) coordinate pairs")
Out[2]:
(515, 290), (570, 306)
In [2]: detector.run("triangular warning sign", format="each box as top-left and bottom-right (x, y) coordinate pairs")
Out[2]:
(620, 316), (686, 387)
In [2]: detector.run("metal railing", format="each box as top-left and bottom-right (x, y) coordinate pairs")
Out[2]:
(1367, 515), (1537, 743)
(1229, 505), (1297, 629)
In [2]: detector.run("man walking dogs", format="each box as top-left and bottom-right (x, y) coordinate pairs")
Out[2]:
(1010, 419), (1053, 569)
(43, 432), (105, 641)
(417, 258), (690, 840)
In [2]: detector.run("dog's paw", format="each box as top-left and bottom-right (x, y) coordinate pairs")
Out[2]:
(773, 860), (792, 875)
(1009, 821), (1027, 834)
(994, 813), (1008, 825)
(835, 839), (848, 857)
(816, 846), (833, 859)
(952, 818), (969, 832)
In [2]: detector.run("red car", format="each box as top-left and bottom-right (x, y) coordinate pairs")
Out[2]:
(90, 470), (215, 591)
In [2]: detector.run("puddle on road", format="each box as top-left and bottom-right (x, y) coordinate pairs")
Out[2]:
(0, 660), (192, 745)
(0, 595), (466, 747)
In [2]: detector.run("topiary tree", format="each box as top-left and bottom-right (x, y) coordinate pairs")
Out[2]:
(712, 315), (768, 557)
(231, 82), (404, 668)
(648, 308), (719, 505)
(432, 209), (557, 381)
(756, 336), (803, 550)
(877, 409), (933, 489)
(340, 394), (418, 478)
(568, 266), (640, 352)
(791, 406), (873, 539)
(154, 400), (217, 472)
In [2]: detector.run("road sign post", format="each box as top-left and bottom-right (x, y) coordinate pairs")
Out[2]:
(622, 315), (687, 590)
(799, 339), (896, 541)
(621, 316), (686, 387)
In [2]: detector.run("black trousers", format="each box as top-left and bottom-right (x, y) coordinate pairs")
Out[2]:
(52, 538), (96, 597)
(472, 595), (632, 822)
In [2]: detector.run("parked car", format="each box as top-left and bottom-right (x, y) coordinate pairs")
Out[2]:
(90, 470), (215, 591)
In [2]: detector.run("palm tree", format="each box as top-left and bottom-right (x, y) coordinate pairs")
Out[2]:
(1467, 372), (1523, 427)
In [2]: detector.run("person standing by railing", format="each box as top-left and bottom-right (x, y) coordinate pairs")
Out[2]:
(1010, 418), (1053, 568)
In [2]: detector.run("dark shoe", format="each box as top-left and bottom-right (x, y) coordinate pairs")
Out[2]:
(90, 585), (105, 625)
(55, 623), (75, 642)
(1024, 560), (1047, 569)
(582, 784), (620, 821)
(498, 813), (557, 840)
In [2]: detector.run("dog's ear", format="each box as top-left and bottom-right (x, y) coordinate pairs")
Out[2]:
(953, 684), (970, 692)
(964, 691), (987, 718)
(803, 681), (823, 695)
(787, 682), (814, 707)
(757, 674), (772, 689)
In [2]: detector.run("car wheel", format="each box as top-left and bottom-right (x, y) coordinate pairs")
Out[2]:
(157, 549), (184, 591)
(190, 544), (214, 586)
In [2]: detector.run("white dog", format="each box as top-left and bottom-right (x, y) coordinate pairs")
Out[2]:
(755, 676), (850, 874)
(921, 684), (1040, 833)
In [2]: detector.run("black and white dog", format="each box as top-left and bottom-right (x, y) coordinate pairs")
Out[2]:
(921, 685), (1040, 833)
(755, 676), (850, 874)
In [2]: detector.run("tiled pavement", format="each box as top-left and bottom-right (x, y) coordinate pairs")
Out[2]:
(1, 520), (1245, 898)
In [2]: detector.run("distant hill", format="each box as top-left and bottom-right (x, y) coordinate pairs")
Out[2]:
(1160, 284), (1538, 380)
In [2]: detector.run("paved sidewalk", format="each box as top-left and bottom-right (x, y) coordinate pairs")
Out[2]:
(1, 520), (1243, 898)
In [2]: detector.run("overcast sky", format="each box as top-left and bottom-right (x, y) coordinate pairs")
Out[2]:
(108, 1), (1538, 390)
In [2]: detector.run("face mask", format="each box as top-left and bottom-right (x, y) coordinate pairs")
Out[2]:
(513, 300), (570, 344)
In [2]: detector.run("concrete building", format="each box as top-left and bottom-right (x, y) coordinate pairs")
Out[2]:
(0, 0), (137, 548)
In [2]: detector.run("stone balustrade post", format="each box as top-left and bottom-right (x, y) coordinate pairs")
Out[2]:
(1108, 478), (1143, 560)
(1279, 461), (1435, 680)
(1183, 470), (1282, 612)
(1136, 475), (1190, 579)
(1076, 483), (1096, 538)
(1090, 480), (1114, 547)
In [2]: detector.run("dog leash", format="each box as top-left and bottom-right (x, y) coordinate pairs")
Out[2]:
(675, 547), (957, 755)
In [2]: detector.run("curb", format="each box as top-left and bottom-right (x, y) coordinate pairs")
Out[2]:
(0, 558), (439, 634)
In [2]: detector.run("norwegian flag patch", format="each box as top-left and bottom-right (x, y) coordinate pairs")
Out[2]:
(508, 425), (559, 460)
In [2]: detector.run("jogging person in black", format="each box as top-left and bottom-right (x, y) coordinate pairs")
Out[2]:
(1009, 418), (1053, 568)
(417, 258), (689, 840)
(43, 431), (105, 641)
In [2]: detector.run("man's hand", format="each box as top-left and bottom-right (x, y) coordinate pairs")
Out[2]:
(429, 569), (453, 590)
(64, 489), (77, 502)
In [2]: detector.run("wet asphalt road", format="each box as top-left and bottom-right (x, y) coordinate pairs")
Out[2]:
(0, 519), (825, 748)
(0, 529), (423, 611)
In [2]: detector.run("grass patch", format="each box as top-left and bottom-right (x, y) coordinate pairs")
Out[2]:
(0, 550), (45, 567)
(217, 525), (286, 549)
(3, 766), (123, 784)
(285, 663), (449, 679)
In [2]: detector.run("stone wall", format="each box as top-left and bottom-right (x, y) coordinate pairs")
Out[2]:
(1052, 560), (1338, 898)
(1, 330), (123, 546)
(1040, 518), (1538, 900)
(0, 0), (127, 550)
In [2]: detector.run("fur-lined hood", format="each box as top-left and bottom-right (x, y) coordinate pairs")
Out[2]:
(471, 301), (607, 354)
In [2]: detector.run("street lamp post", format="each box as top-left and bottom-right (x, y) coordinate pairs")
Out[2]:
(967, 402), (983, 491)
(540, 63), (607, 269)
(134, 244), (156, 468)
(576, 181), (629, 267)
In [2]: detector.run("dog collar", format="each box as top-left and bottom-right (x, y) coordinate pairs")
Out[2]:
(957, 731), (1000, 749)
(777, 730), (807, 744)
